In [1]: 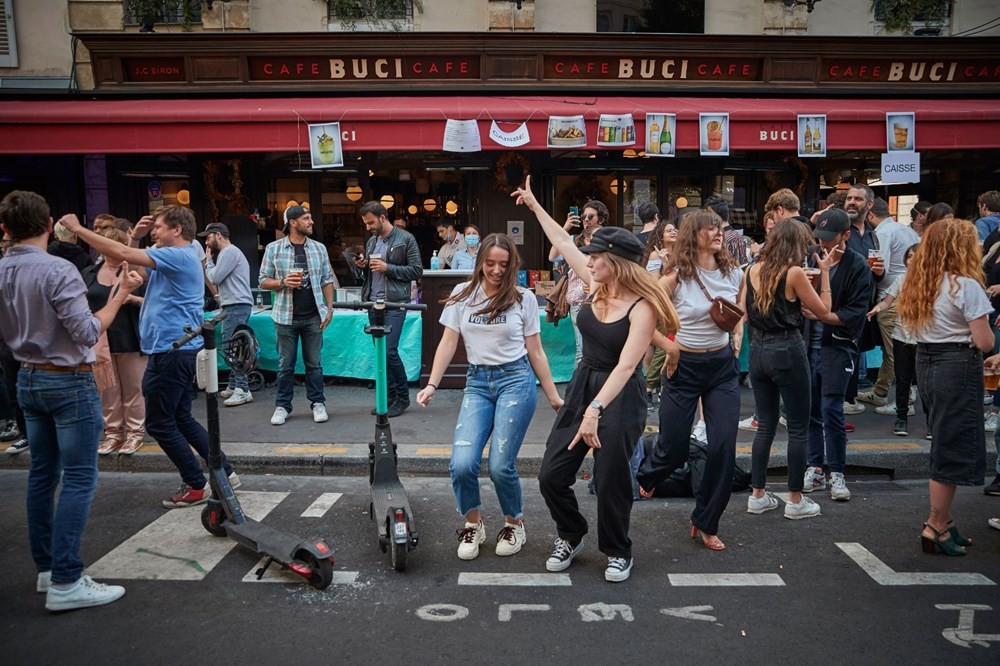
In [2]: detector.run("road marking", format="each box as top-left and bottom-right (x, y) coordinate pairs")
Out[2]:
(416, 604), (469, 622)
(86, 491), (288, 581)
(579, 603), (634, 622)
(273, 446), (347, 454)
(416, 447), (451, 456)
(660, 606), (718, 622)
(241, 559), (358, 585)
(458, 573), (572, 586)
(848, 443), (923, 451)
(937, 604), (1000, 648)
(499, 604), (550, 621)
(837, 542), (996, 586)
(301, 492), (343, 517)
(668, 573), (785, 586)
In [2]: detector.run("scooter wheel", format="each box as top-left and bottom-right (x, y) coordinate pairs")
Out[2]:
(297, 551), (334, 590)
(389, 513), (408, 572)
(201, 504), (228, 537)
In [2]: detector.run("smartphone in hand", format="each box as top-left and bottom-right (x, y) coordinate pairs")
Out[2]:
(568, 205), (581, 227)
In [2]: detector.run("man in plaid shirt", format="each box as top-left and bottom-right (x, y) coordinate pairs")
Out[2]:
(259, 205), (337, 426)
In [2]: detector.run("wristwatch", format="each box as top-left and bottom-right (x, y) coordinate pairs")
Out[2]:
(589, 399), (605, 417)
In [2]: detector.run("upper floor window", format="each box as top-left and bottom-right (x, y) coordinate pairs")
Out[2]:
(328, 0), (414, 22)
(596, 0), (704, 34)
(123, 1), (202, 27)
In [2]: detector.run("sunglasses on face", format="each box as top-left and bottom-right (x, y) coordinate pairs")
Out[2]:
(582, 214), (598, 221)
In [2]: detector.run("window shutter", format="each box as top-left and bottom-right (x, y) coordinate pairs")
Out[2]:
(0, 0), (17, 68)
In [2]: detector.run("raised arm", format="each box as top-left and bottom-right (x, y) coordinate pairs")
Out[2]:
(512, 176), (590, 286)
(58, 214), (155, 269)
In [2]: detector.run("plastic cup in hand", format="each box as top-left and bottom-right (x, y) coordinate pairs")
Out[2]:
(985, 368), (1000, 392)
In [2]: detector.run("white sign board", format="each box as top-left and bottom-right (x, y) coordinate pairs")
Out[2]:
(880, 152), (921, 184)
(507, 221), (524, 245)
(489, 120), (530, 148)
(442, 119), (482, 152)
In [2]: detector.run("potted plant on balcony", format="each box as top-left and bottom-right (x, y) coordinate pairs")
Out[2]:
(871, 0), (949, 34)
(126, 0), (197, 32)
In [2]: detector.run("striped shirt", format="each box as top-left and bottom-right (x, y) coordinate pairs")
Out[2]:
(259, 236), (337, 325)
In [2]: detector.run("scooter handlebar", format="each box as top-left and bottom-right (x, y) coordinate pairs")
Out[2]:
(329, 300), (427, 312)
(171, 311), (229, 348)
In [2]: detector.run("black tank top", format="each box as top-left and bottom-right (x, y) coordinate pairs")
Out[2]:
(747, 270), (804, 333)
(577, 298), (643, 369)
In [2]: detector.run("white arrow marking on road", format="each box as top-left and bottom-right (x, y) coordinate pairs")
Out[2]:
(936, 604), (1000, 648)
(578, 603), (634, 622)
(301, 492), (343, 517)
(242, 560), (358, 585)
(668, 574), (785, 586)
(458, 573), (571, 586)
(837, 543), (996, 586)
(86, 491), (289, 581)
(660, 606), (718, 622)
(498, 604), (551, 621)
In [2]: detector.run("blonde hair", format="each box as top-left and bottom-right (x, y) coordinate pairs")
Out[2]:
(897, 218), (983, 335)
(53, 221), (76, 242)
(591, 252), (680, 335)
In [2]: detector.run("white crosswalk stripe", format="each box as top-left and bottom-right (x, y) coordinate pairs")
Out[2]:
(301, 492), (343, 517)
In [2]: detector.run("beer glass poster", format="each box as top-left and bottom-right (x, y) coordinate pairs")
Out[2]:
(797, 115), (827, 158)
(886, 112), (915, 152)
(699, 113), (729, 156)
(308, 122), (343, 169)
(645, 114), (676, 157)
(596, 114), (636, 147)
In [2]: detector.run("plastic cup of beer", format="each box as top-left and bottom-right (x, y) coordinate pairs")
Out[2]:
(805, 267), (821, 291)
(986, 368), (1000, 392)
(867, 249), (882, 269)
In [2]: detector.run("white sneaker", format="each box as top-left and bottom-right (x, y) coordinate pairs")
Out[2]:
(985, 391), (994, 406)
(37, 571), (51, 593)
(605, 556), (633, 583)
(223, 388), (253, 407)
(312, 402), (329, 423)
(738, 416), (759, 432)
(457, 520), (486, 560)
(803, 467), (826, 493)
(784, 496), (821, 520)
(270, 406), (289, 426)
(875, 403), (914, 416)
(843, 401), (866, 415)
(830, 472), (851, 501)
(495, 522), (526, 556)
(45, 575), (125, 612)
(747, 491), (780, 514)
(986, 413), (998, 433)
(856, 390), (889, 407)
(219, 388), (235, 400)
(692, 420), (707, 443)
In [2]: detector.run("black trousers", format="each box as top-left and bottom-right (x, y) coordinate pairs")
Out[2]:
(638, 347), (739, 536)
(0, 354), (26, 436)
(893, 339), (928, 421)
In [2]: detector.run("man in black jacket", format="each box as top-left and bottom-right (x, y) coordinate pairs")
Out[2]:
(357, 201), (423, 416)
(803, 209), (873, 503)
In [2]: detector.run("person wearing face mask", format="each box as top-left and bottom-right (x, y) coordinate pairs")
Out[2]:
(436, 221), (466, 269)
(450, 225), (481, 271)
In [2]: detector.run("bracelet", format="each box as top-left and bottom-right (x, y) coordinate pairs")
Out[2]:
(822, 288), (832, 293)
(427, 383), (438, 390)
(582, 414), (600, 420)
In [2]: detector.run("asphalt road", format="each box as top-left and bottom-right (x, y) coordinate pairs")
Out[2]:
(1, 471), (999, 665)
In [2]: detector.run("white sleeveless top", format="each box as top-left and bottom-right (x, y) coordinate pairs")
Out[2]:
(673, 266), (744, 349)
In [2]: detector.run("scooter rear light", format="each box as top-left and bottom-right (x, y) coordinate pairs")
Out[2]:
(315, 541), (329, 555)
(289, 562), (312, 577)
(395, 509), (405, 521)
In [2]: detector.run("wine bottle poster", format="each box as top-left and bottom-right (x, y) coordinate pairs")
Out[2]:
(797, 115), (827, 158)
(699, 113), (729, 156)
(596, 113), (636, 147)
(307, 122), (344, 169)
(644, 113), (676, 157)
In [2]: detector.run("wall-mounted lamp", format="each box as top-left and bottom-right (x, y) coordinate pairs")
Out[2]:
(380, 194), (395, 210)
(176, 190), (190, 206)
(346, 186), (363, 202)
(407, 204), (418, 215)
(423, 198), (437, 212)
(445, 200), (459, 216)
(610, 179), (628, 195)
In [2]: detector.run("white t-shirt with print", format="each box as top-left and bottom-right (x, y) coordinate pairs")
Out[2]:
(440, 283), (540, 366)
(913, 273), (992, 344)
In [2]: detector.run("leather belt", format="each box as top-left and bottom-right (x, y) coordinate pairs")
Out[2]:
(21, 362), (94, 373)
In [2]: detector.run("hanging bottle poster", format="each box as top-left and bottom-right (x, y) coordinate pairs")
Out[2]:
(547, 116), (587, 148)
(596, 114), (636, 147)
(797, 115), (827, 158)
(886, 112), (915, 152)
(699, 113), (729, 156)
(308, 122), (343, 169)
(645, 113), (676, 157)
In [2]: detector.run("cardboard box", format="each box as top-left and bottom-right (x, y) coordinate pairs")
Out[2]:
(540, 270), (551, 282)
(528, 270), (540, 287)
(534, 280), (557, 296)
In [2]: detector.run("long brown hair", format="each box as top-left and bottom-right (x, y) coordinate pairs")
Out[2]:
(666, 210), (738, 280)
(640, 213), (679, 267)
(591, 252), (680, 335)
(444, 233), (523, 323)
(754, 220), (811, 314)
(897, 218), (983, 335)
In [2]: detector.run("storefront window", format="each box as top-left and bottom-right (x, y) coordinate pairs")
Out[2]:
(623, 175), (657, 231)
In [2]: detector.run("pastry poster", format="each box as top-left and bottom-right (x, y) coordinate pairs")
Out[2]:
(645, 113), (676, 158)
(886, 112), (915, 152)
(699, 113), (729, 156)
(798, 115), (827, 158)
(547, 116), (587, 148)
(308, 122), (343, 169)
(596, 114), (636, 147)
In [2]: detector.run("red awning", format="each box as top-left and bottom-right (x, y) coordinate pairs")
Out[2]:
(0, 96), (997, 154)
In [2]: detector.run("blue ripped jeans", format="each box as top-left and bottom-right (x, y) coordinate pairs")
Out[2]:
(449, 356), (537, 520)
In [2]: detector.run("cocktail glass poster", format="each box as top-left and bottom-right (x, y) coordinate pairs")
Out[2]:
(308, 122), (343, 169)
(886, 113), (915, 152)
(797, 115), (827, 158)
(645, 113), (676, 157)
(699, 113), (729, 156)
(547, 116), (587, 148)
(596, 114), (636, 147)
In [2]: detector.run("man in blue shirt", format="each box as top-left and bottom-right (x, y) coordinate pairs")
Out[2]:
(62, 206), (239, 509)
(975, 190), (1000, 242)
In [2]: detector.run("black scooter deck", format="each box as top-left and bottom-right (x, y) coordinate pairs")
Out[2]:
(371, 478), (417, 533)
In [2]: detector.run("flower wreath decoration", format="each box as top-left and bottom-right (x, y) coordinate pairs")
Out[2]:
(203, 159), (252, 224)
(494, 152), (531, 193)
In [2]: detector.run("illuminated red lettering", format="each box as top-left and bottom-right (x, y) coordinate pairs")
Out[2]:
(555, 62), (564, 74)
(697, 64), (707, 75)
(570, 63), (580, 74)
(312, 63), (319, 75)
(445, 62), (453, 73)
(413, 62), (422, 74)
(601, 62), (608, 74)
(264, 63), (273, 75)
(429, 62), (439, 74)
(280, 64), (290, 75)
(460, 61), (469, 74)
(742, 64), (750, 76)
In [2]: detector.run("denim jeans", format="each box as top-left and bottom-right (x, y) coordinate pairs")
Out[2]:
(144, 349), (232, 489)
(369, 308), (408, 403)
(222, 303), (253, 392)
(275, 317), (325, 411)
(807, 344), (857, 474)
(17, 369), (103, 584)
(449, 356), (537, 520)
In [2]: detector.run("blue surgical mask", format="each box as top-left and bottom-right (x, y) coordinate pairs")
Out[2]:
(464, 235), (480, 248)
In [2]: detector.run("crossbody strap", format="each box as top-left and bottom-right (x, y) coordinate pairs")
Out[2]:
(691, 269), (716, 304)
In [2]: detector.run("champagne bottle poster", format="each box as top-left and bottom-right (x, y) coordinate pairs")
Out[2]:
(699, 113), (729, 156)
(307, 122), (344, 169)
(596, 113), (636, 147)
(886, 112), (915, 152)
(644, 113), (676, 158)
(797, 115), (827, 158)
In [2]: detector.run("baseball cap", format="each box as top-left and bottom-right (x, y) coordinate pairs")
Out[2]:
(578, 226), (644, 264)
(197, 222), (229, 238)
(814, 208), (851, 241)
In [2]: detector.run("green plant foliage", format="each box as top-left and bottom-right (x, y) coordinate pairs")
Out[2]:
(126, 0), (196, 31)
(326, 0), (424, 31)
(872, 0), (949, 34)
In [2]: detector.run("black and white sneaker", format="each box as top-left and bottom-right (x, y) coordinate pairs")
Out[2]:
(893, 418), (909, 437)
(545, 538), (583, 572)
(605, 556), (633, 582)
(6, 438), (29, 455)
(1, 419), (20, 442)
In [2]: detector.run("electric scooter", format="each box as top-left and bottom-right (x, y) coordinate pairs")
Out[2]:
(328, 299), (426, 571)
(172, 312), (335, 589)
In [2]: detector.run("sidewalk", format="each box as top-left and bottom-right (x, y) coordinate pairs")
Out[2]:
(2, 383), (991, 479)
